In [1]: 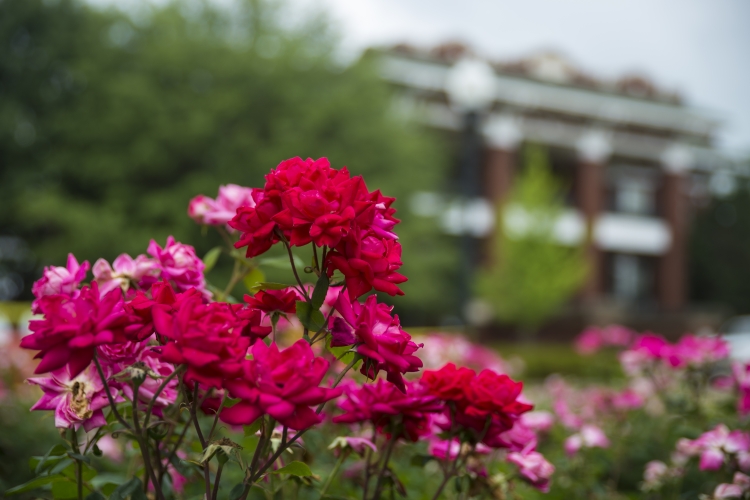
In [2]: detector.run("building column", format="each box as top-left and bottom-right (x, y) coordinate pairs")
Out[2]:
(659, 145), (692, 311)
(576, 130), (612, 302)
(481, 115), (522, 264)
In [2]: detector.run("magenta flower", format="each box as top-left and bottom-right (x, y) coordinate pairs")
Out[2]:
(154, 294), (251, 389)
(147, 236), (209, 298)
(93, 253), (160, 296)
(32, 254), (90, 312)
(685, 425), (750, 471)
(506, 448), (555, 492)
(333, 293), (423, 392)
(666, 334), (729, 368)
(734, 362), (750, 416)
(28, 363), (119, 431)
(333, 379), (442, 442)
(22, 283), (130, 377)
(713, 473), (750, 499)
(220, 340), (343, 431)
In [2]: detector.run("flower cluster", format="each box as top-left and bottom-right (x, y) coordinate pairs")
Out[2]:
(620, 332), (729, 374)
(32, 237), (210, 306)
(18, 157), (550, 500)
(227, 157), (405, 299)
(419, 363), (554, 491)
(574, 324), (635, 355)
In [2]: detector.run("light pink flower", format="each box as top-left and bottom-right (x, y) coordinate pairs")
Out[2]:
(96, 435), (123, 462)
(28, 363), (119, 431)
(520, 411), (555, 432)
(31, 254), (90, 312)
(506, 449), (555, 492)
(329, 436), (377, 457)
(713, 474), (750, 499)
(643, 460), (669, 486)
(428, 438), (490, 461)
(188, 184), (256, 227)
(564, 425), (610, 456)
(93, 254), (160, 296)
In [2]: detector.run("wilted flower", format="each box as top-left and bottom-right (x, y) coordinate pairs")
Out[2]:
(28, 363), (119, 431)
(189, 184), (256, 227)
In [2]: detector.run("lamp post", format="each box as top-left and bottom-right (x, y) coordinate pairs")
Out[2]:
(444, 58), (497, 324)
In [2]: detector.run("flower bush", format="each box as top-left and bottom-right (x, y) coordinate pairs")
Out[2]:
(9, 157), (550, 500)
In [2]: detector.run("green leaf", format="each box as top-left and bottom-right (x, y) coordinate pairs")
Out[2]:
(32, 444), (68, 474)
(325, 336), (357, 365)
(311, 272), (329, 309)
(52, 479), (87, 499)
(203, 247), (222, 273)
(85, 493), (106, 500)
(247, 281), (290, 293)
(259, 254), (305, 270)
(410, 454), (435, 467)
(67, 452), (91, 464)
(229, 483), (245, 500)
(109, 477), (145, 500)
(296, 301), (325, 332)
(243, 419), (263, 437)
(270, 461), (313, 477)
(242, 267), (266, 293)
(4, 474), (67, 495)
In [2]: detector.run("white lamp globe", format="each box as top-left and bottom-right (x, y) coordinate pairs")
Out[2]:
(445, 58), (497, 111)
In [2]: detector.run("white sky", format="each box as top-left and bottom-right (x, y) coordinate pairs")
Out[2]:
(89, 0), (750, 157)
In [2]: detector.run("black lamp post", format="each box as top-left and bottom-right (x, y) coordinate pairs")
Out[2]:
(444, 58), (497, 324)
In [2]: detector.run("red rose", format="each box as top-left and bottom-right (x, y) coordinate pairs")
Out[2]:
(422, 363), (476, 402)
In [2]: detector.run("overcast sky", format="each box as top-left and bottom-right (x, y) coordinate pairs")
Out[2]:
(90, 0), (750, 157)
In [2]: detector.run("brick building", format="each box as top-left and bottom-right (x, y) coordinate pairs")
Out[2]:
(375, 43), (739, 319)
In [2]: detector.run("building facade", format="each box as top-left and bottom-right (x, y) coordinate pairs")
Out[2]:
(376, 43), (738, 314)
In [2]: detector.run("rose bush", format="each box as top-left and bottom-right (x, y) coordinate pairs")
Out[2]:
(9, 157), (550, 500)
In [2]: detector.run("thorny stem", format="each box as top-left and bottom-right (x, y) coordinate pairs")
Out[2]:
(312, 244), (320, 274)
(93, 356), (133, 432)
(208, 393), (227, 442)
(216, 226), (236, 250)
(144, 365), (184, 432)
(187, 385), (211, 500)
(70, 428), (83, 500)
(212, 462), (224, 500)
(319, 450), (348, 499)
(372, 432), (398, 500)
(362, 427), (378, 500)
(132, 380), (164, 500)
(276, 229), (309, 301)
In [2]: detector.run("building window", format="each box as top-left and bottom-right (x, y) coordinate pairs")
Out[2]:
(609, 253), (654, 302)
(614, 177), (654, 215)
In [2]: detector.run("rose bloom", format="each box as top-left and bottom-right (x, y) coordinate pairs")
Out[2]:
(220, 339), (342, 430)
(421, 363), (476, 402)
(31, 254), (90, 312)
(93, 253), (160, 296)
(334, 379), (443, 442)
(243, 288), (298, 315)
(147, 236), (209, 298)
(22, 283), (130, 377)
(506, 449), (555, 492)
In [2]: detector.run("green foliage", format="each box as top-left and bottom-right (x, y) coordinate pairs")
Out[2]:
(477, 144), (588, 332)
(689, 176), (750, 314)
(0, 0), (453, 323)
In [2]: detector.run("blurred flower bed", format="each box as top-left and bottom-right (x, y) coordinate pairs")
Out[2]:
(3, 318), (748, 499)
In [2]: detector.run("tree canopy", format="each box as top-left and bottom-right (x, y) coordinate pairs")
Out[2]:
(0, 0), (457, 324)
